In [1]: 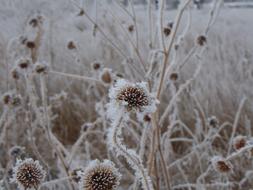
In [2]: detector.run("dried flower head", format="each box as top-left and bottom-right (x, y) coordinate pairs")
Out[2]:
(107, 79), (157, 119)
(196, 35), (207, 46)
(233, 136), (247, 151)
(34, 61), (49, 74)
(11, 158), (46, 190)
(79, 160), (121, 190)
(100, 68), (112, 85)
(211, 156), (232, 174)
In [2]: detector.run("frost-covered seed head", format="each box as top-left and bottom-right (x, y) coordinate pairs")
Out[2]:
(91, 62), (101, 71)
(128, 25), (134, 33)
(208, 116), (219, 127)
(117, 86), (149, 111)
(26, 41), (36, 49)
(34, 62), (49, 74)
(170, 72), (178, 81)
(233, 136), (247, 150)
(17, 58), (31, 69)
(107, 79), (157, 119)
(211, 156), (232, 173)
(67, 41), (76, 50)
(197, 35), (207, 46)
(11, 68), (20, 80)
(12, 158), (46, 190)
(163, 27), (171, 36)
(100, 69), (112, 84)
(9, 146), (26, 159)
(80, 160), (121, 190)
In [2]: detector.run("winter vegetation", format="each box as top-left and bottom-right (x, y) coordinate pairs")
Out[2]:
(0, 0), (253, 189)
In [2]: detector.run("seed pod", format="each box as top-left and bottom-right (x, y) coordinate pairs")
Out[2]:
(26, 41), (36, 49)
(128, 25), (134, 33)
(163, 27), (171, 37)
(67, 41), (76, 50)
(170, 72), (178, 81)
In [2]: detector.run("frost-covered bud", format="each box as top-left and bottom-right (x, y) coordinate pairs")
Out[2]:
(26, 41), (36, 49)
(128, 25), (134, 33)
(100, 68), (112, 85)
(196, 35), (207, 46)
(11, 158), (46, 190)
(211, 156), (232, 174)
(91, 62), (102, 71)
(34, 61), (49, 74)
(233, 136), (247, 151)
(79, 160), (121, 190)
(107, 79), (157, 119)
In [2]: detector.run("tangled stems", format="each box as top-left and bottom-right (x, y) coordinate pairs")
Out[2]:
(108, 111), (154, 190)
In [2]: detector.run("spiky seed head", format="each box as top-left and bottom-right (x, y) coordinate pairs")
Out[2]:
(211, 156), (232, 174)
(80, 160), (121, 190)
(233, 136), (247, 151)
(11, 158), (46, 190)
(107, 79), (157, 119)
(197, 35), (207, 46)
(117, 86), (149, 112)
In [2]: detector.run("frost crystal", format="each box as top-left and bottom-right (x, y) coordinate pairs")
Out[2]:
(11, 158), (46, 190)
(107, 79), (157, 120)
(79, 160), (121, 190)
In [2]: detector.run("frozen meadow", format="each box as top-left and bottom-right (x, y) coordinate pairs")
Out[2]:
(0, 0), (253, 189)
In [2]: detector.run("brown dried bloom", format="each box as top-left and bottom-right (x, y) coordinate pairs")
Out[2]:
(67, 41), (76, 50)
(128, 25), (134, 33)
(100, 69), (112, 84)
(170, 72), (178, 81)
(17, 58), (31, 69)
(163, 27), (171, 37)
(26, 41), (36, 49)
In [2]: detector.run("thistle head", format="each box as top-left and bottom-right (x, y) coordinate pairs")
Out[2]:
(11, 158), (46, 190)
(79, 160), (121, 190)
